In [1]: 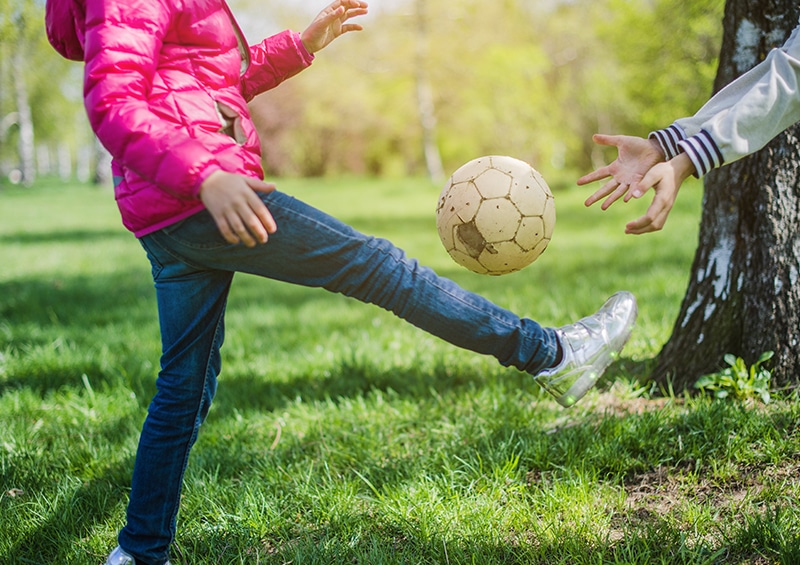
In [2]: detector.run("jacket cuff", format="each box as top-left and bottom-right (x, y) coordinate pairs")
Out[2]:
(291, 31), (315, 67)
(649, 124), (686, 160)
(191, 163), (223, 199)
(677, 130), (724, 178)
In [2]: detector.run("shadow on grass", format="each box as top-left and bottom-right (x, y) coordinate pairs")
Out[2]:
(0, 270), (154, 327)
(0, 228), (129, 245)
(2, 254), (655, 411)
(0, 269), (159, 399)
(1, 270), (652, 414)
(172, 510), (741, 565)
(0, 439), (135, 563)
(210, 355), (505, 417)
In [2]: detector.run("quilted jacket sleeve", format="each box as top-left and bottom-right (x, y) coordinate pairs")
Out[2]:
(240, 30), (314, 102)
(650, 21), (800, 177)
(82, 0), (220, 198)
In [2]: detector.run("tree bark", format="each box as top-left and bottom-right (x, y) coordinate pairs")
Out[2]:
(655, 1), (800, 391)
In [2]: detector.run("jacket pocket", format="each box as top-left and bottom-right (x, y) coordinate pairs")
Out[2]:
(214, 101), (246, 145)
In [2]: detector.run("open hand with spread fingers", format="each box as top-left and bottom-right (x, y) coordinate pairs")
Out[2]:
(579, 134), (666, 210)
(301, 0), (369, 54)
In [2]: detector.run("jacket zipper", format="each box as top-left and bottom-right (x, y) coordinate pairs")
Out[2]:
(221, 0), (250, 76)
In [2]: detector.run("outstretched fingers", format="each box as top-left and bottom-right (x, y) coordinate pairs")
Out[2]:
(584, 177), (633, 209)
(577, 165), (612, 187)
(577, 135), (625, 186)
(301, 0), (368, 53)
(625, 198), (670, 234)
(623, 170), (674, 234)
(342, 0), (369, 22)
(329, 0), (368, 28)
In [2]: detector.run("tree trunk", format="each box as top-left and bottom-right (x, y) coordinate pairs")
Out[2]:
(93, 136), (112, 186)
(415, 0), (445, 183)
(655, 1), (800, 391)
(12, 46), (35, 187)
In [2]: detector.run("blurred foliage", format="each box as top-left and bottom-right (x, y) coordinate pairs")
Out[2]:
(600, 0), (724, 133)
(249, 0), (725, 178)
(0, 0), (724, 181)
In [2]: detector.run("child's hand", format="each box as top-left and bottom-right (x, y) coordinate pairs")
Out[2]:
(301, 0), (368, 54)
(199, 171), (277, 247)
(623, 153), (695, 234)
(579, 134), (666, 210)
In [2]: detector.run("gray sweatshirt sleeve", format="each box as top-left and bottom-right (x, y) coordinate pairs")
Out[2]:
(649, 21), (800, 177)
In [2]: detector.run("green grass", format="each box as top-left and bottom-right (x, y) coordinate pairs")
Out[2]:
(1, 176), (799, 564)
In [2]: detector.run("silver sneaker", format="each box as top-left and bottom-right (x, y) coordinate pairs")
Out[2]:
(106, 546), (171, 565)
(534, 291), (637, 407)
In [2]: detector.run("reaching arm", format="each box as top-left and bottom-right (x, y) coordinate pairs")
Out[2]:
(203, 0), (368, 247)
(240, 0), (368, 100)
(652, 21), (800, 176)
(581, 20), (800, 234)
(300, 0), (368, 54)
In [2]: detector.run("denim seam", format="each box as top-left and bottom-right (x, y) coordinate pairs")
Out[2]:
(161, 307), (224, 553)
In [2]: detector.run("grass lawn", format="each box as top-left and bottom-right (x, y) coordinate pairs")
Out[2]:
(1, 176), (798, 564)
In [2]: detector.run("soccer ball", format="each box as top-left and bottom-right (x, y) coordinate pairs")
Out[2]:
(436, 155), (556, 275)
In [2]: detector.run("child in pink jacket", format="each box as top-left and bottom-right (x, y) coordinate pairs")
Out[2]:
(46, 1), (636, 563)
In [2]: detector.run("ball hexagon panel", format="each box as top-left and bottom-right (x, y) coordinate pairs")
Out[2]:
(479, 240), (528, 273)
(437, 180), (481, 224)
(472, 168), (513, 199)
(474, 197), (522, 243)
(450, 156), (492, 182)
(510, 173), (553, 217)
(446, 248), (489, 275)
(515, 216), (546, 251)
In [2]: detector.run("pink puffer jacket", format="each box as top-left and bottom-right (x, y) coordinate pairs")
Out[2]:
(45, 0), (314, 236)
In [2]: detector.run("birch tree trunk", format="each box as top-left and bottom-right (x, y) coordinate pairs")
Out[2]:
(12, 46), (35, 187)
(654, 1), (800, 391)
(415, 0), (445, 183)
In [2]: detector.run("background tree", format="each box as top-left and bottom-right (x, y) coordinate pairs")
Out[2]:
(413, 0), (444, 183)
(654, 0), (800, 390)
(0, 0), (37, 185)
(1, 0), (92, 185)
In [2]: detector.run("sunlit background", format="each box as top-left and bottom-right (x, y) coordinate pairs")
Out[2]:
(1, 0), (724, 186)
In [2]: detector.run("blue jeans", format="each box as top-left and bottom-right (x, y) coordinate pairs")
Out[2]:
(119, 190), (558, 564)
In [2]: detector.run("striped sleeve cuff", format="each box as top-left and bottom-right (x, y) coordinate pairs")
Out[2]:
(677, 130), (725, 177)
(649, 124), (686, 160)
